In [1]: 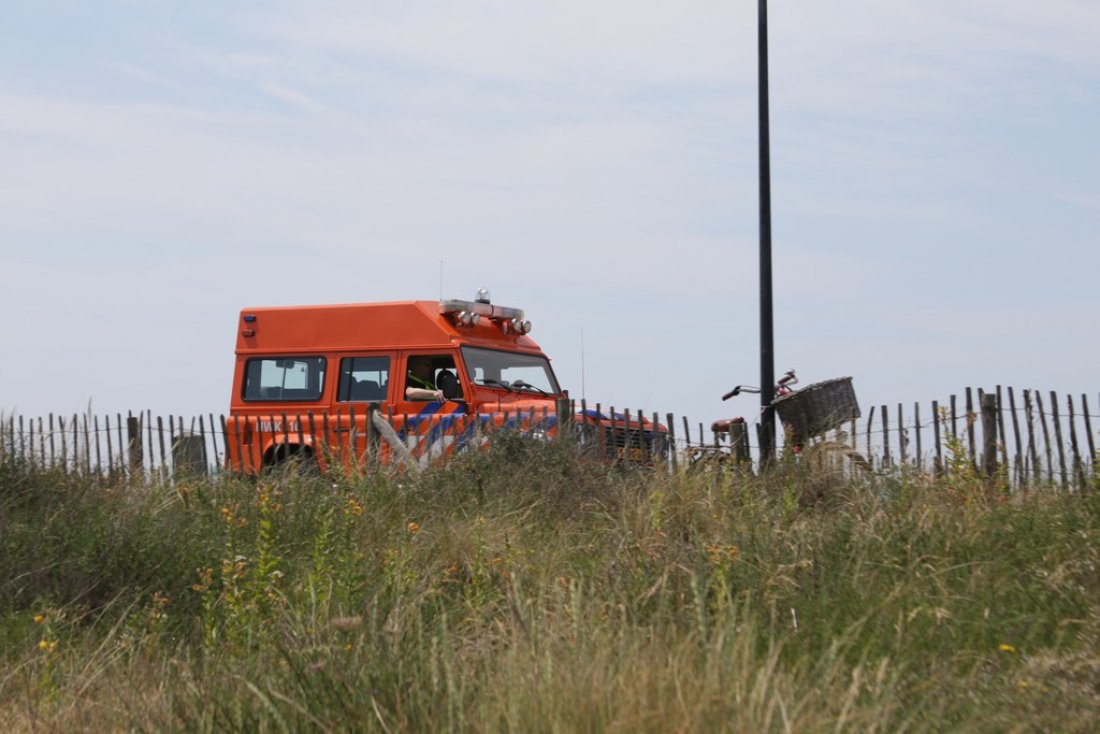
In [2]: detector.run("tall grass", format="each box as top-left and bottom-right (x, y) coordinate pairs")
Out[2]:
(1, 437), (1098, 732)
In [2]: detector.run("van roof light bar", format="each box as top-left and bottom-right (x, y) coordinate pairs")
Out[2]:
(440, 295), (529, 332)
(439, 299), (524, 321)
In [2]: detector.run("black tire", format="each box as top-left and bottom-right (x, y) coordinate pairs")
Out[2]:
(264, 444), (319, 477)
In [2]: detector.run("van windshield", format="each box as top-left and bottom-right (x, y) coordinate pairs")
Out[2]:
(460, 347), (560, 395)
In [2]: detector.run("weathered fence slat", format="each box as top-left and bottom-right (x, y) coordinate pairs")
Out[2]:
(160, 416), (169, 481)
(966, 388), (977, 473)
(285, 413), (300, 459)
(104, 414), (114, 476)
(897, 403), (906, 465)
(996, 386), (1009, 475)
(1067, 395), (1084, 489)
(1024, 391), (1038, 483)
(1082, 395), (1096, 475)
(881, 404), (890, 468)
(255, 414), (267, 471)
(914, 402), (922, 473)
(932, 400), (942, 477)
(1007, 387), (1023, 485)
(59, 414), (67, 469)
(127, 413), (142, 476)
(1050, 391), (1067, 490)
(91, 415), (101, 477)
(950, 394), (958, 441)
(1035, 392), (1052, 484)
(981, 393), (998, 476)
(865, 405), (876, 470)
(20, 415), (27, 468)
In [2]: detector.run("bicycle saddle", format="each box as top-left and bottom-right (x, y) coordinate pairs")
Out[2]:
(711, 416), (745, 434)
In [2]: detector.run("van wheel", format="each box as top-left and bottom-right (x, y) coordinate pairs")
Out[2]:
(265, 444), (319, 477)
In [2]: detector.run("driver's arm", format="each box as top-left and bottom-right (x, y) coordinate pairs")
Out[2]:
(406, 386), (443, 401)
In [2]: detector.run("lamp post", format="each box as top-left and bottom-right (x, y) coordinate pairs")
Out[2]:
(757, 0), (776, 461)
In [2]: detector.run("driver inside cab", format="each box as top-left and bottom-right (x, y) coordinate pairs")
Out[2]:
(405, 357), (444, 401)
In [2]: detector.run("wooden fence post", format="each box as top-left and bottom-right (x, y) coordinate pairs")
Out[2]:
(666, 412), (678, 472)
(881, 404), (890, 468)
(865, 405), (876, 471)
(556, 398), (573, 441)
(158, 416), (168, 482)
(1007, 387), (1023, 486)
(897, 403), (907, 466)
(127, 414), (143, 478)
(914, 402), (922, 473)
(1050, 391), (1067, 490)
(981, 393), (998, 477)
(996, 386), (1009, 475)
(731, 422), (750, 464)
(1067, 395), (1085, 490)
(1035, 392), (1052, 484)
(1024, 390), (1039, 484)
(1082, 394), (1096, 484)
(966, 388), (978, 473)
(371, 410), (418, 472)
(932, 400), (942, 477)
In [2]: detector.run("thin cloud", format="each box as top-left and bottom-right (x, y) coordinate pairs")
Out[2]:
(1054, 192), (1100, 209)
(258, 81), (329, 113)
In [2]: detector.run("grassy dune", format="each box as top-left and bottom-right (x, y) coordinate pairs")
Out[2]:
(1, 438), (1098, 732)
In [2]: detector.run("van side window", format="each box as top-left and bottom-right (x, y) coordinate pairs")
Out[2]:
(405, 354), (462, 401)
(338, 357), (391, 402)
(243, 357), (326, 402)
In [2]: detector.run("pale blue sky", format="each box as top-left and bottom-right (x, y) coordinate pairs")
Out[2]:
(2, 1), (1098, 435)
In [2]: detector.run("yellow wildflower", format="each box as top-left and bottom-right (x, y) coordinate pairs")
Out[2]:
(33, 614), (45, 625)
(705, 544), (739, 564)
(999, 643), (1017, 653)
(345, 497), (364, 517)
(407, 522), (421, 534)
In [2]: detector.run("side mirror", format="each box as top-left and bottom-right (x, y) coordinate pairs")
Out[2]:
(437, 370), (462, 400)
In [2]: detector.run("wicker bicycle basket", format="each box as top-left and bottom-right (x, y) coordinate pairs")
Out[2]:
(771, 376), (860, 442)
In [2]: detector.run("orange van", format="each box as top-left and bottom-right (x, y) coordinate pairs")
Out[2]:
(225, 291), (667, 473)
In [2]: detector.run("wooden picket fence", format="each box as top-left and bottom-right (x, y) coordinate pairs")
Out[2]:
(1, 387), (1097, 489)
(695, 386), (1098, 490)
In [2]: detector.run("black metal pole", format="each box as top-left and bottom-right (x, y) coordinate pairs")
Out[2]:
(758, 0), (776, 462)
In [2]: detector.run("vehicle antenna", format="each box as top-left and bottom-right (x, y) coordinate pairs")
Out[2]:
(439, 259), (444, 299)
(581, 328), (586, 402)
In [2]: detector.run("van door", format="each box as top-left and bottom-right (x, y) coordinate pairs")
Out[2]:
(395, 352), (469, 462)
(329, 354), (393, 470)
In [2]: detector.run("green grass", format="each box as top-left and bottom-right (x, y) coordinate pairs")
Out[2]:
(1, 439), (1098, 732)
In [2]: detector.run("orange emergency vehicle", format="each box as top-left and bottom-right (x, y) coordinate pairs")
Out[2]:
(225, 291), (667, 473)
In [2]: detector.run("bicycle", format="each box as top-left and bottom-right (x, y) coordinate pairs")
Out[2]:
(688, 370), (872, 476)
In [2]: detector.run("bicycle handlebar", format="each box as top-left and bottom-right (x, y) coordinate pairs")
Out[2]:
(721, 369), (797, 401)
(722, 385), (759, 400)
